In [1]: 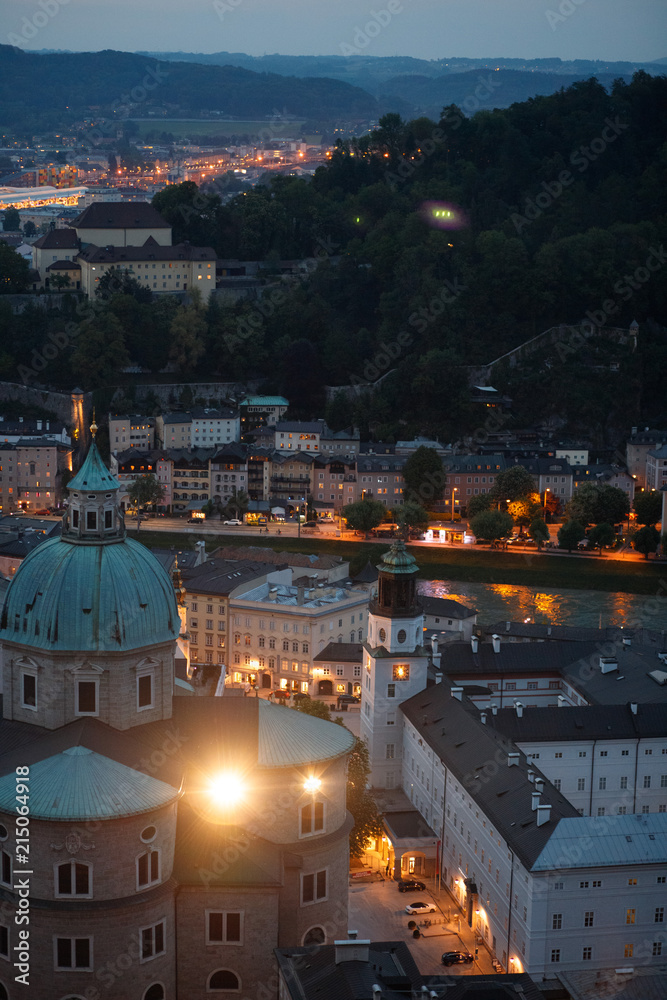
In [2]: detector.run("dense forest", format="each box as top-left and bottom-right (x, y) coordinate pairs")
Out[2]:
(2, 73), (666, 446)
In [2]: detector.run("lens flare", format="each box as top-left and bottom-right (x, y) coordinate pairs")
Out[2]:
(421, 201), (467, 230)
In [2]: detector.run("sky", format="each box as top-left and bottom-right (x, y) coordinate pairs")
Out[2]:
(6, 0), (666, 63)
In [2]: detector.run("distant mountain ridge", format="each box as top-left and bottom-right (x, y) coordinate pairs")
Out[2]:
(0, 46), (380, 130)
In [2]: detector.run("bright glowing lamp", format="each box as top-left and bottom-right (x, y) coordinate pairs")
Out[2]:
(304, 776), (321, 794)
(209, 772), (244, 807)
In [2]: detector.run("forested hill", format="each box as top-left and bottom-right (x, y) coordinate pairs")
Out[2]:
(0, 46), (379, 130)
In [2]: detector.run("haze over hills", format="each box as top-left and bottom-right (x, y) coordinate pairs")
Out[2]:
(13, 49), (666, 130)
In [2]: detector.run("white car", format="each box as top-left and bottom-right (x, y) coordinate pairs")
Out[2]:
(405, 900), (436, 914)
(223, 519), (242, 525)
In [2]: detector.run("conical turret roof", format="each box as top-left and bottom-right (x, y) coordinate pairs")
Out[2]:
(68, 439), (119, 492)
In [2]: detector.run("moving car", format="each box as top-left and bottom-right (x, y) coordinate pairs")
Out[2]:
(405, 901), (436, 914)
(397, 879), (426, 893)
(223, 519), (242, 525)
(441, 951), (474, 966)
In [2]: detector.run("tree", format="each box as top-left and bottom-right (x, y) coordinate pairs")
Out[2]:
(633, 491), (662, 525)
(633, 524), (660, 559)
(401, 446), (444, 505)
(489, 465), (536, 503)
(393, 501), (429, 539)
(566, 483), (629, 527)
(168, 294), (206, 374)
(127, 474), (165, 530)
(223, 489), (249, 522)
(70, 312), (130, 387)
(0, 241), (30, 293)
(49, 273), (71, 291)
(558, 519), (585, 552)
(346, 735), (382, 858)
(467, 494), (492, 518)
(470, 509), (513, 544)
(508, 493), (541, 530)
(96, 266), (152, 304)
(528, 516), (549, 549)
(292, 697), (332, 721)
(22, 220), (36, 238)
(588, 521), (615, 553)
(2, 208), (20, 232)
(343, 499), (386, 537)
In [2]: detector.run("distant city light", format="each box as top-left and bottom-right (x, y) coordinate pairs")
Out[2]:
(421, 201), (467, 230)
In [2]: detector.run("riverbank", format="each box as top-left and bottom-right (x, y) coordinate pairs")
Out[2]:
(128, 531), (666, 596)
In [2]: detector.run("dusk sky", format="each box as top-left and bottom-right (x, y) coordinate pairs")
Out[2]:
(7, 0), (666, 62)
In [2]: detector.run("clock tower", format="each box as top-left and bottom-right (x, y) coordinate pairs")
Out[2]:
(360, 541), (429, 788)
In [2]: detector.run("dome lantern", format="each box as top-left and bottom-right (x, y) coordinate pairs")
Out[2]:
(63, 438), (125, 545)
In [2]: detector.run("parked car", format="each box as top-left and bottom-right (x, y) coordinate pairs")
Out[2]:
(223, 519), (242, 525)
(34, 508), (51, 516)
(405, 901), (436, 914)
(397, 879), (426, 893)
(441, 951), (474, 966)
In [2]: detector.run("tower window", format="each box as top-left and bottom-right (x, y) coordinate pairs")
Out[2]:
(86, 511), (97, 530)
(137, 674), (154, 711)
(104, 509), (113, 529)
(397, 629), (406, 643)
(21, 672), (37, 710)
(76, 680), (97, 715)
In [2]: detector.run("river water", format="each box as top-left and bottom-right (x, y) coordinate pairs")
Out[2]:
(418, 580), (667, 631)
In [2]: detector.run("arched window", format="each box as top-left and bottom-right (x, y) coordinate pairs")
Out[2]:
(143, 984), (165, 1000)
(208, 968), (240, 991)
(302, 926), (326, 947)
(358, 629), (362, 641)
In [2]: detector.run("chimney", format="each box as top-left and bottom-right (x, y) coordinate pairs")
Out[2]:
(508, 752), (519, 767)
(623, 636), (631, 647)
(630, 702), (637, 715)
(471, 636), (479, 654)
(514, 701), (524, 718)
(431, 634), (439, 654)
(558, 695), (565, 708)
(435, 672), (443, 684)
(535, 777), (544, 793)
(532, 791), (541, 811)
(372, 987), (382, 1000)
(490, 702), (498, 716)
(527, 769), (534, 783)
(536, 803), (552, 827)
(451, 686), (463, 701)
(195, 539), (206, 565)
(600, 657), (618, 674)
(334, 939), (370, 964)
(480, 711), (487, 725)
(297, 585), (305, 605)
(36, 419), (42, 430)
(492, 634), (501, 653)
(547, 625), (552, 636)
(505, 621), (511, 632)
(347, 929), (358, 940)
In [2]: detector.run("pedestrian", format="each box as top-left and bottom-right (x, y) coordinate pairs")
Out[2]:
(385, 861), (391, 877)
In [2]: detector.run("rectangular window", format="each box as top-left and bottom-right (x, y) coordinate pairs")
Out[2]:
(624, 944), (634, 958)
(386, 744), (394, 760)
(76, 680), (97, 715)
(551, 949), (560, 963)
(55, 937), (91, 970)
(387, 684), (396, 698)
(552, 914), (562, 930)
(300, 801), (324, 836)
(0, 925), (7, 960)
(301, 869), (327, 905)
(137, 850), (160, 889)
(582, 947), (592, 960)
(653, 942), (663, 956)
(584, 911), (594, 927)
(140, 920), (165, 961)
(626, 908), (636, 924)
(56, 862), (91, 897)
(655, 907), (664, 923)
(577, 778), (585, 791)
(207, 911), (243, 944)
(644, 775), (651, 788)
(620, 776), (628, 789)
(599, 777), (606, 790)
(137, 674), (153, 710)
(21, 672), (37, 710)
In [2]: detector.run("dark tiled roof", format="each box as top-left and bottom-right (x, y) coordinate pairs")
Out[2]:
(400, 679), (579, 869)
(275, 941), (423, 1000)
(32, 228), (79, 250)
(77, 242), (216, 263)
(422, 973), (544, 999)
(74, 202), (170, 230)
(420, 595), (477, 619)
(182, 558), (275, 596)
(314, 642), (363, 663)
(353, 559), (378, 583)
(46, 259), (81, 271)
(482, 622), (662, 643)
(275, 420), (325, 434)
(489, 703), (667, 742)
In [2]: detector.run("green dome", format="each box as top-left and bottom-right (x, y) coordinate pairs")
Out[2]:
(1, 533), (179, 652)
(376, 540), (419, 576)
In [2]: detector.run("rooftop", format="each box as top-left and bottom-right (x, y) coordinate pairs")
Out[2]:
(238, 581), (367, 609)
(419, 595), (478, 620)
(532, 813), (667, 870)
(74, 202), (170, 230)
(314, 642), (364, 663)
(77, 241), (216, 263)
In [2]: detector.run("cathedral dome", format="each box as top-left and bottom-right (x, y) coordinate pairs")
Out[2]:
(0, 438), (178, 653)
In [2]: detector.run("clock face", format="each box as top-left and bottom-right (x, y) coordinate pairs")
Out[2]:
(393, 664), (410, 681)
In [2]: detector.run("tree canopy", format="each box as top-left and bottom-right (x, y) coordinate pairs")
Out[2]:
(566, 483), (630, 527)
(558, 519), (585, 552)
(470, 509), (513, 543)
(343, 499), (386, 536)
(401, 447), (444, 505)
(633, 491), (663, 525)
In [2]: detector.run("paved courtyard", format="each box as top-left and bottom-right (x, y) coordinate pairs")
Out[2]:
(349, 876), (499, 977)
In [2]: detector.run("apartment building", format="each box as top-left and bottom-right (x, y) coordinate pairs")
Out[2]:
(190, 407), (240, 447)
(155, 413), (192, 449)
(646, 444), (667, 491)
(210, 444), (248, 505)
(313, 641), (364, 699)
(228, 581), (369, 693)
(626, 428), (667, 490)
(110, 450), (159, 508)
(0, 439), (72, 513)
(77, 242), (217, 301)
(108, 414), (155, 452)
(357, 454), (407, 505)
(240, 394), (289, 432)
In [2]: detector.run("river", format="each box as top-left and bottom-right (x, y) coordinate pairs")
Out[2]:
(418, 580), (667, 630)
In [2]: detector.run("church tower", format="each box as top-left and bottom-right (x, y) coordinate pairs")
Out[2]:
(360, 541), (429, 789)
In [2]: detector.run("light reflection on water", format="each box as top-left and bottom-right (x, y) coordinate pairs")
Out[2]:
(418, 580), (667, 630)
